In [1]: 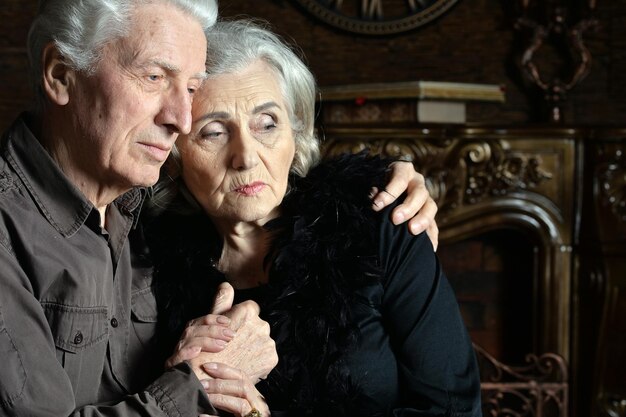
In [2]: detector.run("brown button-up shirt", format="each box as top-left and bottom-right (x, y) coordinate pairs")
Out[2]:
(0, 114), (214, 416)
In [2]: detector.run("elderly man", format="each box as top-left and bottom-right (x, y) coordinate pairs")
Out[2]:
(0, 0), (436, 415)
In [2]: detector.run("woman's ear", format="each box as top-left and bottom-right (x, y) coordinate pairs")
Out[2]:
(41, 42), (74, 106)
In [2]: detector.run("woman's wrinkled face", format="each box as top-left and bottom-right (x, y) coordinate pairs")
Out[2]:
(177, 60), (295, 226)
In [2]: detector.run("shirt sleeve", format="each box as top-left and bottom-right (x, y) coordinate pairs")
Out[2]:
(0, 242), (215, 417)
(378, 213), (482, 417)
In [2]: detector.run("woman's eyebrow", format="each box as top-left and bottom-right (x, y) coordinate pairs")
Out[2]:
(252, 101), (280, 114)
(194, 111), (231, 123)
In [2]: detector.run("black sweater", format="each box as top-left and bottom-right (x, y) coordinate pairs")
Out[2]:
(146, 153), (482, 417)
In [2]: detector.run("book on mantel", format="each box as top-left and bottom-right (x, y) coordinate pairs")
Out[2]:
(319, 81), (506, 124)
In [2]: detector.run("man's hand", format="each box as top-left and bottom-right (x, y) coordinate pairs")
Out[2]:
(371, 160), (439, 250)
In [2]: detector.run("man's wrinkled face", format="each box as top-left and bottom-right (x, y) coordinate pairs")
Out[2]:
(67, 3), (207, 190)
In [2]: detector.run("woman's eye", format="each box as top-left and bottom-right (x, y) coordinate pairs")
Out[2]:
(255, 114), (277, 132)
(263, 121), (277, 130)
(200, 130), (225, 140)
(198, 124), (228, 142)
(198, 122), (228, 141)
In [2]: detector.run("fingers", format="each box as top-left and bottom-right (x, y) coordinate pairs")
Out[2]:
(224, 300), (261, 331)
(211, 282), (235, 315)
(189, 311), (277, 383)
(374, 160), (440, 237)
(371, 161), (416, 212)
(399, 194), (438, 236)
(165, 314), (235, 368)
(200, 363), (270, 417)
(165, 344), (202, 369)
(425, 219), (439, 251)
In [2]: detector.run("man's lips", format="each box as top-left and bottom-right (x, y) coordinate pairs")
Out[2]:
(138, 142), (172, 162)
(233, 182), (267, 196)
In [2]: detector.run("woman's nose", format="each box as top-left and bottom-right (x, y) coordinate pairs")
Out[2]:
(231, 130), (260, 170)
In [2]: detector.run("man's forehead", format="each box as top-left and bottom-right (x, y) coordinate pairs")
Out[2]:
(109, 13), (207, 77)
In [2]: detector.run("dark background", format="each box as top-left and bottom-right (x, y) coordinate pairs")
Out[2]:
(1, 1), (624, 416)
(1, 0), (624, 130)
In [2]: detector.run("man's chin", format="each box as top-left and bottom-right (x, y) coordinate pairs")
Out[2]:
(128, 169), (162, 189)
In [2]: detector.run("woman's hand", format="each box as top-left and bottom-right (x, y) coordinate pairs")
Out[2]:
(165, 283), (237, 368)
(198, 362), (270, 417)
(188, 299), (278, 383)
(165, 314), (235, 368)
(171, 282), (277, 383)
(371, 160), (439, 250)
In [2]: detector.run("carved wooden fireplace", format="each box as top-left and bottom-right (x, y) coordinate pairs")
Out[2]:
(318, 97), (626, 416)
(321, 124), (572, 415)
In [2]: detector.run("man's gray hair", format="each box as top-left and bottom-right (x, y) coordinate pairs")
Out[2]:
(27, 0), (218, 109)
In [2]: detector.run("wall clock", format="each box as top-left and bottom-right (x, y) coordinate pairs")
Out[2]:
(292, 0), (460, 35)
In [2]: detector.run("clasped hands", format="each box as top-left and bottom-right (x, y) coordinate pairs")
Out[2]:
(166, 282), (276, 417)
(164, 163), (436, 416)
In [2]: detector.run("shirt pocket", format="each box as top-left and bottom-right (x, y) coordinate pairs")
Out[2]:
(127, 286), (160, 389)
(0, 312), (26, 407)
(41, 303), (109, 392)
(130, 286), (158, 347)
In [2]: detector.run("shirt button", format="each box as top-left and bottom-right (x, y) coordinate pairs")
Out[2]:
(110, 317), (119, 328)
(73, 331), (83, 345)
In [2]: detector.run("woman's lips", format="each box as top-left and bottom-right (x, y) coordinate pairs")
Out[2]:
(234, 182), (267, 196)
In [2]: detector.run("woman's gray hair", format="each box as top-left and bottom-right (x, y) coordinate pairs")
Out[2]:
(151, 19), (322, 214)
(204, 20), (320, 177)
(167, 19), (321, 180)
(27, 0), (218, 110)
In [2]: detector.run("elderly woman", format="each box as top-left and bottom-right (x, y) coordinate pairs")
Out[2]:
(147, 20), (481, 417)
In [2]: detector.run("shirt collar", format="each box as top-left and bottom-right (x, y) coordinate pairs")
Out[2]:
(4, 114), (146, 237)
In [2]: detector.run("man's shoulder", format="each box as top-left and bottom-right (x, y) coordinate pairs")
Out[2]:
(0, 155), (18, 194)
(0, 166), (21, 256)
(0, 152), (38, 252)
(0, 116), (28, 199)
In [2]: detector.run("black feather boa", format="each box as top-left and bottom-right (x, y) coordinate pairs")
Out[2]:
(146, 152), (395, 416)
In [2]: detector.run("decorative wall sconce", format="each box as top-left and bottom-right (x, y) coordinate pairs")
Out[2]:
(515, 0), (598, 123)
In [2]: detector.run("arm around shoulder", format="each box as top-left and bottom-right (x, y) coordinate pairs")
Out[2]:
(378, 214), (482, 416)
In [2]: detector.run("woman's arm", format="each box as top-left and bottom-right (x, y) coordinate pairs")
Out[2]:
(378, 212), (481, 416)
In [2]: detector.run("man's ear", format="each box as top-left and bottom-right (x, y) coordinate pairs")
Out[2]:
(41, 42), (75, 106)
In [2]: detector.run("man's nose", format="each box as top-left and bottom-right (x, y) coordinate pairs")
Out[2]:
(157, 85), (192, 135)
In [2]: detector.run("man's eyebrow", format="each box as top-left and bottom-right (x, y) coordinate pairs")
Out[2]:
(150, 59), (208, 80)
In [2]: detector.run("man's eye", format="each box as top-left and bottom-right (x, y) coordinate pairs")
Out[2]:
(147, 75), (162, 82)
